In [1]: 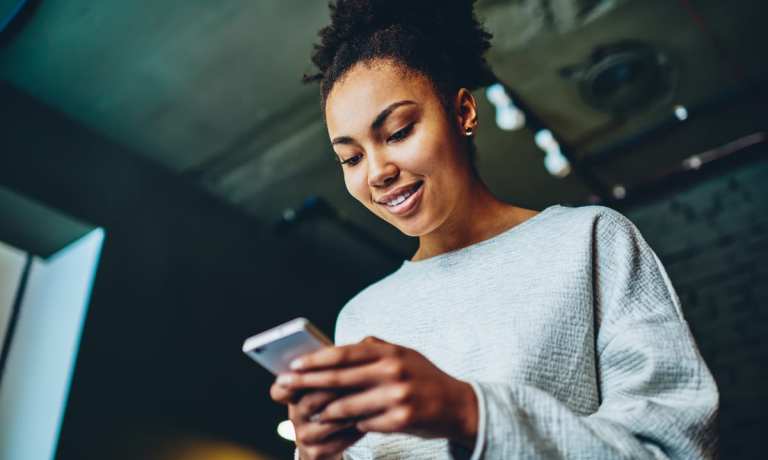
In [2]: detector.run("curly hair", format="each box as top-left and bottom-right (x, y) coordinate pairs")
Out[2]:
(304, 0), (497, 173)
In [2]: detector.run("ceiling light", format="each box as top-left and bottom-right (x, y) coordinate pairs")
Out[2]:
(485, 83), (510, 106)
(486, 83), (526, 131)
(534, 129), (571, 178)
(534, 129), (556, 151)
(674, 105), (688, 121)
(683, 155), (702, 170)
(496, 106), (526, 131)
(543, 148), (572, 178)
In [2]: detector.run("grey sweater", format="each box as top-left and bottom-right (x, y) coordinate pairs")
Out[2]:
(330, 204), (718, 459)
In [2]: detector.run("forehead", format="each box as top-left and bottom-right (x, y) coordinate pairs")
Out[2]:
(324, 60), (436, 136)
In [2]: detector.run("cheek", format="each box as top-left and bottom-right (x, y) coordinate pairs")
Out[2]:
(406, 126), (452, 173)
(344, 170), (370, 204)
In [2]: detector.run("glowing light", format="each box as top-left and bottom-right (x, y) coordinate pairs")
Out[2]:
(674, 105), (688, 121)
(683, 155), (703, 170)
(496, 106), (526, 131)
(277, 420), (296, 442)
(486, 83), (526, 131)
(485, 83), (510, 106)
(534, 129), (571, 178)
(612, 185), (627, 200)
(534, 129), (556, 150)
(282, 208), (296, 221)
(543, 148), (571, 178)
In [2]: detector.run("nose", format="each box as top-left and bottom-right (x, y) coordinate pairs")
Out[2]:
(367, 149), (399, 189)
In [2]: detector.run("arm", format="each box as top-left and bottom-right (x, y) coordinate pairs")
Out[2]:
(460, 209), (718, 459)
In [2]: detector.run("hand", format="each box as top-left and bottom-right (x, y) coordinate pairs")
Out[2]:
(275, 336), (478, 449)
(271, 384), (364, 459)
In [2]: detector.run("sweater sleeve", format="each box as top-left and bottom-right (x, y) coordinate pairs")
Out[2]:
(459, 209), (719, 460)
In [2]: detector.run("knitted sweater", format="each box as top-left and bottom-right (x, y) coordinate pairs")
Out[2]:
(312, 204), (718, 459)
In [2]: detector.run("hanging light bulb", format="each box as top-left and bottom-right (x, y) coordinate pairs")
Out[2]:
(486, 84), (569, 177)
(486, 83), (526, 131)
(535, 129), (571, 178)
(485, 83), (510, 106)
(534, 129), (557, 151)
(543, 147), (572, 178)
(496, 106), (526, 131)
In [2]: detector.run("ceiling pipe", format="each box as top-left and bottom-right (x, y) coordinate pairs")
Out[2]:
(607, 132), (767, 211)
(581, 74), (768, 167)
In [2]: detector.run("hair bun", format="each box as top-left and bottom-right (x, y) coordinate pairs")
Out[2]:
(327, 0), (480, 45)
(306, 0), (495, 105)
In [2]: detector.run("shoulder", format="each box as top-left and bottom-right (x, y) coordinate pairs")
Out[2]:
(553, 203), (633, 226)
(530, 204), (641, 245)
(548, 204), (642, 241)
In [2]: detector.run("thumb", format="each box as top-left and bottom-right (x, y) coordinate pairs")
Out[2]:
(362, 335), (386, 344)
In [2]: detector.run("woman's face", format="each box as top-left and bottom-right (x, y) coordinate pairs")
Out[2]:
(324, 59), (475, 237)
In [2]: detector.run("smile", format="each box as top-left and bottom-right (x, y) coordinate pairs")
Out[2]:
(380, 181), (424, 216)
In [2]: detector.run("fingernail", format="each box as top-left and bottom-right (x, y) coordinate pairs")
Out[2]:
(309, 413), (322, 422)
(276, 374), (294, 385)
(289, 358), (304, 370)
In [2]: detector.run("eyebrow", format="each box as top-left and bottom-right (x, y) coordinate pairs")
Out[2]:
(331, 100), (417, 146)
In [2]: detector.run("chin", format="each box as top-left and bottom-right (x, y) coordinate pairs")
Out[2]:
(370, 203), (436, 237)
(390, 216), (435, 237)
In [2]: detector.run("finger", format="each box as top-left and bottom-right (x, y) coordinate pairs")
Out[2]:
(290, 337), (393, 371)
(296, 419), (357, 445)
(273, 381), (313, 406)
(300, 426), (365, 459)
(295, 390), (340, 421)
(270, 380), (299, 404)
(356, 406), (415, 433)
(318, 384), (407, 423)
(277, 361), (389, 390)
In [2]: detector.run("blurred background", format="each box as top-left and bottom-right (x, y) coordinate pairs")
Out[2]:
(0, 0), (766, 459)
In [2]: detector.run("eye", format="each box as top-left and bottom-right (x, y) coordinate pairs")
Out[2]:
(340, 154), (362, 167)
(387, 123), (414, 144)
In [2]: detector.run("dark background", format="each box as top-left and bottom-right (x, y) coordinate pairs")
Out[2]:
(1, 0), (767, 458)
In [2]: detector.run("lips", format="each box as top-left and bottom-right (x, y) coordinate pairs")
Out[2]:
(378, 181), (424, 216)
(376, 181), (423, 205)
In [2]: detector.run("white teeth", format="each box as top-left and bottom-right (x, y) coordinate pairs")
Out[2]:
(382, 182), (422, 207)
(387, 192), (410, 207)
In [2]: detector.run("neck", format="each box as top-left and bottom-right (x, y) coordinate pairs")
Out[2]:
(412, 177), (524, 262)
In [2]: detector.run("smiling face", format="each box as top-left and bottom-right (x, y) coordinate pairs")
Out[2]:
(324, 59), (477, 237)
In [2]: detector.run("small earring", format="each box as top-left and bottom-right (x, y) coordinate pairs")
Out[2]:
(465, 127), (474, 136)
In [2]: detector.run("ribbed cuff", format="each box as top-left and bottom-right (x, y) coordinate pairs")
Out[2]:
(449, 380), (486, 460)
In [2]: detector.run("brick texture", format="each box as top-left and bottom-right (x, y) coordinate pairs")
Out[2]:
(622, 158), (768, 460)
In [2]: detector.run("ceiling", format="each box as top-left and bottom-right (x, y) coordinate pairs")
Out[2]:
(1, 0), (766, 257)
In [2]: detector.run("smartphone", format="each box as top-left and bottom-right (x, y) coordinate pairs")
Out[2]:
(242, 317), (333, 375)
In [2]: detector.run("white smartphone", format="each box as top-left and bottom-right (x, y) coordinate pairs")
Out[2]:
(242, 317), (333, 375)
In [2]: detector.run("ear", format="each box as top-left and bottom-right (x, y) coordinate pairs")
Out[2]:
(454, 88), (478, 134)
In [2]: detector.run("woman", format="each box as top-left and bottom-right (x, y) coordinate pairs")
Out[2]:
(271, 1), (719, 459)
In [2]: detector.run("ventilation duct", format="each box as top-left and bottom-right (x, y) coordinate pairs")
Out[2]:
(559, 40), (677, 114)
